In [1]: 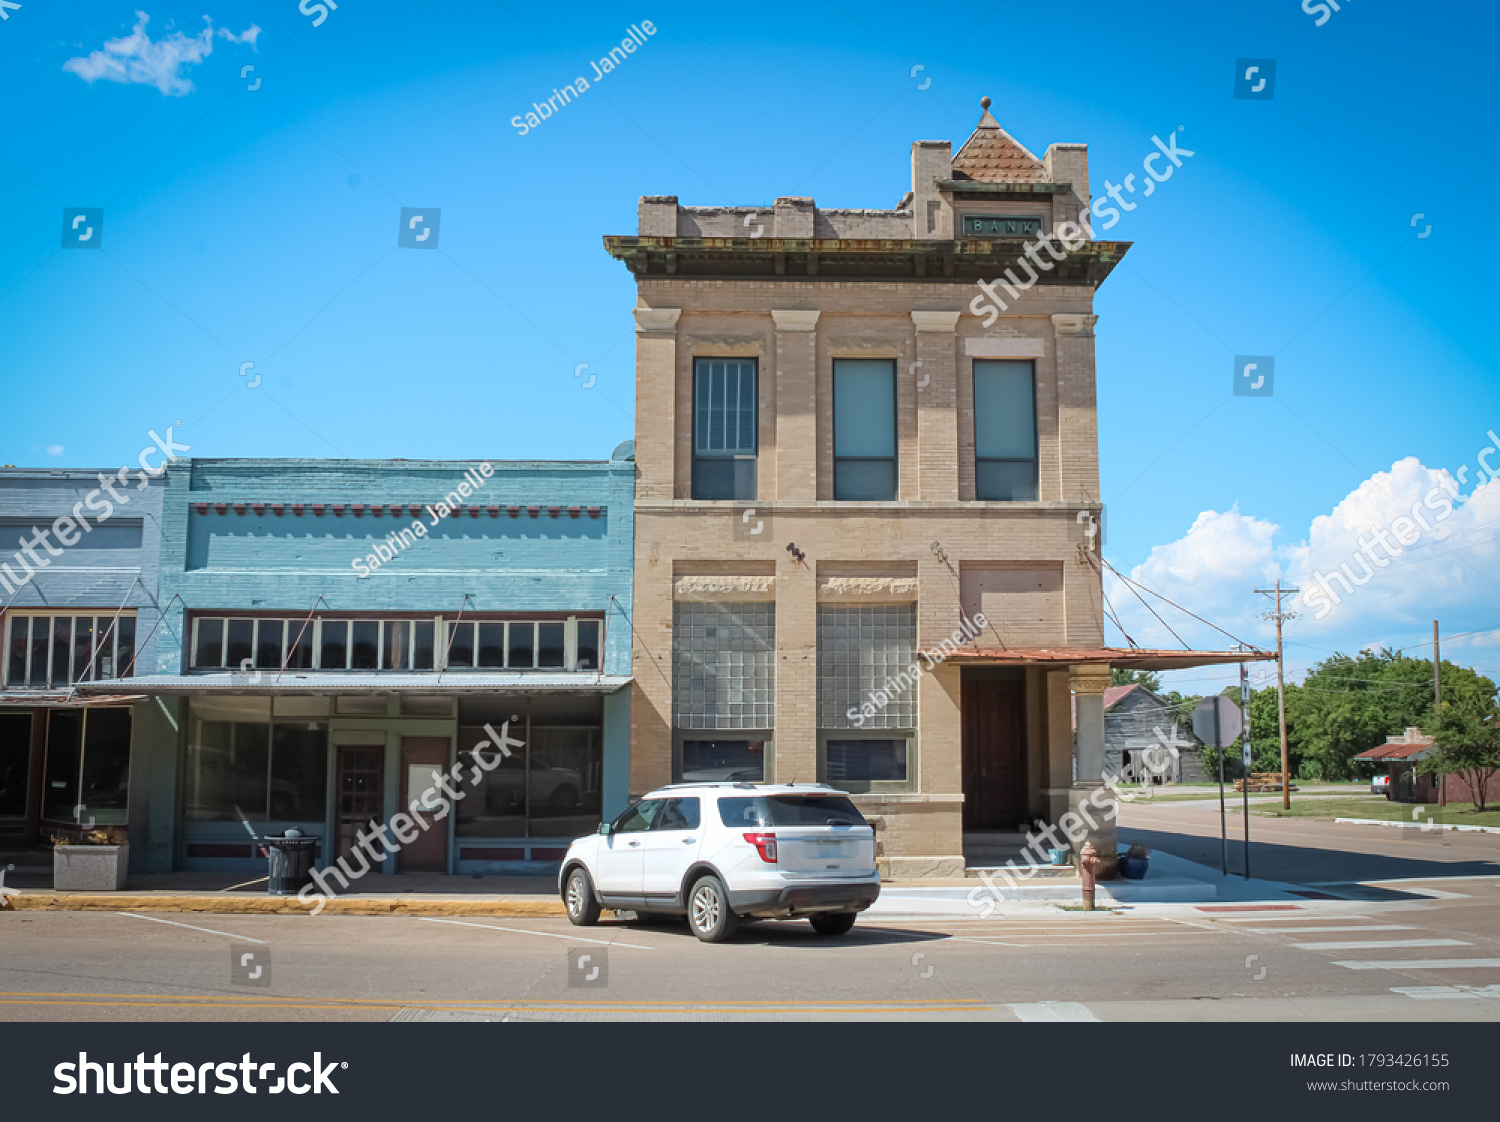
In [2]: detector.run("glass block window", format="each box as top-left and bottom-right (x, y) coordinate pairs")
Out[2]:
(817, 604), (918, 729)
(672, 602), (775, 729)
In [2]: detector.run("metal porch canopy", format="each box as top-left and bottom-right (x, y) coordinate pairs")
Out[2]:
(73, 673), (632, 696)
(921, 646), (1277, 671)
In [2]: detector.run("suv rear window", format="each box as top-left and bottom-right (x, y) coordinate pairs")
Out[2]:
(717, 794), (866, 828)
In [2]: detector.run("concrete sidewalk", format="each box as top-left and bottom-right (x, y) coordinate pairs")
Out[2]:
(1, 852), (1319, 918)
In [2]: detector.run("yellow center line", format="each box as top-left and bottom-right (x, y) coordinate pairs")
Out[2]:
(0, 996), (984, 1014)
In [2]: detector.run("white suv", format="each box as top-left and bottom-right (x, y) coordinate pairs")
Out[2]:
(559, 783), (880, 942)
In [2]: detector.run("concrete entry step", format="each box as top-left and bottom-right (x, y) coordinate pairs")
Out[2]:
(966, 864), (1076, 881)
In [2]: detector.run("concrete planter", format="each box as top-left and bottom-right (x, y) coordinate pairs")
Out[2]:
(53, 845), (129, 891)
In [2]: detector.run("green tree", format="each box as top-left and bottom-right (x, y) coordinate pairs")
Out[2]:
(1420, 688), (1500, 812)
(1112, 668), (1162, 692)
(1286, 648), (1494, 780)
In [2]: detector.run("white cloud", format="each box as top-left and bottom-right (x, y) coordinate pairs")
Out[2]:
(1105, 505), (1280, 652)
(45, 445), (64, 456)
(63, 11), (260, 97)
(1108, 448), (1500, 687)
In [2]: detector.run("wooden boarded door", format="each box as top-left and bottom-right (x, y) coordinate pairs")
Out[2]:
(399, 737), (449, 873)
(336, 745), (384, 865)
(961, 678), (1026, 829)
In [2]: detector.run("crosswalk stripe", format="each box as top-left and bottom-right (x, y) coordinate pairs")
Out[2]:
(1241, 924), (1413, 934)
(1293, 939), (1470, 951)
(1008, 1001), (1100, 1022)
(1333, 958), (1500, 971)
(1392, 985), (1500, 1000)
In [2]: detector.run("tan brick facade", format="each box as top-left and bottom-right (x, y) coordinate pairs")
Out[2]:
(612, 104), (1130, 877)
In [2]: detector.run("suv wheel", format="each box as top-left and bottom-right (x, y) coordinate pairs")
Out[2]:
(688, 875), (739, 943)
(809, 912), (857, 937)
(564, 867), (602, 926)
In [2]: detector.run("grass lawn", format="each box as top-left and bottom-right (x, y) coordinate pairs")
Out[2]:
(1120, 783), (1365, 805)
(1246, 796), (1500, 829)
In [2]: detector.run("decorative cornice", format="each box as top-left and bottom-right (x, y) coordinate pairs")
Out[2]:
(633, 307), (682, 333)
(1051, 313), (1098, 337)
(1070, 665), (1113, 694)
(770, 309), (820, 332)
(910, 310), (961, 334)
(673, 575), (776, 602)
(817, 576), (919, 602)
(603, 236), (1129, 286)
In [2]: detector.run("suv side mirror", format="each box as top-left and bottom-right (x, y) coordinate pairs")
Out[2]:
(597, 822), (613, 836)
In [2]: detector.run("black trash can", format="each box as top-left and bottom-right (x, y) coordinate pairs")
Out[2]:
(265, 830), (320, 896)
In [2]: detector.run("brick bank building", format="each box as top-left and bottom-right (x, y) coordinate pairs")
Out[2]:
(607, 102), (1256, 876)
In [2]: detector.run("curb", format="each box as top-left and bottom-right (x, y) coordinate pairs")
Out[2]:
(1333, 817), (1500, 835)
(9, 893), (567, 917)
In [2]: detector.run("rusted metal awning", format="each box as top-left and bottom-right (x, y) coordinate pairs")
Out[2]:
(918, 646), (1276, 671)
(0, 692), (145, 708)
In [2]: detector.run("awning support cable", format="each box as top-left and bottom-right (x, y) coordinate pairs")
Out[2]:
(66, 576), (144, 701)
(436, 594), (472, 685)
(276, 595), (328, 684)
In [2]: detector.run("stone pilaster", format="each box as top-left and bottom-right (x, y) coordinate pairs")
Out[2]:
(1051, 313), (1099, 506)
(771, 310), (819, 501)
(633, 307), (681, 501)
(911, 310), (960, 501)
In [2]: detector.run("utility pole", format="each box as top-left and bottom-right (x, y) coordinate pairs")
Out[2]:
(1255, 581), (1300, 811)
(1435, 620), (1445, 807)
(1240, 660), (1251, 880)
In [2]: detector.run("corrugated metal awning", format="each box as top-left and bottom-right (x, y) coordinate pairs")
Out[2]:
(0, 691), (145, 708)
(926, 646), (1276, 671)
(73, 673), (630, 695)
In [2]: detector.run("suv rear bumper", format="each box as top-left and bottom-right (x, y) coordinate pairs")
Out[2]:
(729, 880), (880, 916)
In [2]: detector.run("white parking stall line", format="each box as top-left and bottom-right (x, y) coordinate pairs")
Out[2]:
(1332, 958), (1500, 971)
(119, 913), (268, 944)
(1242, 925), (1415, 934)
(1215, 915), (1373, 924)
(415, 917), (655, 950)
(1293, 938), (1470, 951)
(1008, 1001), (1101, 1023)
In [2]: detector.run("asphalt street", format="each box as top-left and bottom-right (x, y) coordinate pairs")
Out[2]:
(4, 889), (1500, 1021)
(5, 808), (1499, 1022)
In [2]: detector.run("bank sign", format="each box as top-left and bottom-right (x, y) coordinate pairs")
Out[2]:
(961, 214), (1043, 238)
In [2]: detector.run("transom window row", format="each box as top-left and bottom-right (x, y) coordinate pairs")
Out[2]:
(3, 612), (138, 689)
(189, 616), (603, 672)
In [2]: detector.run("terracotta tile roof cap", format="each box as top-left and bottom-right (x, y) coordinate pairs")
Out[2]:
(951, 96), (1047, 184)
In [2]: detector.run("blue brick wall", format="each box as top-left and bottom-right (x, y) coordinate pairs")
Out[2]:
(154, 457), (635, 677)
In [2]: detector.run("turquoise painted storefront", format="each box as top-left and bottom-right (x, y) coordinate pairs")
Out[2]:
(79, 448), (634, 878)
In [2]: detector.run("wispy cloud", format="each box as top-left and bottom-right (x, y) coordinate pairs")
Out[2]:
(45, 445), (64, 456)
(63, 11), (260, 97)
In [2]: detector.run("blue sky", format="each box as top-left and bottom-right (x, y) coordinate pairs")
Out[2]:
(3, 1), (1498, 690)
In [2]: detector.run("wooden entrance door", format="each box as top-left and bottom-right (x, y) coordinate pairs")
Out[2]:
(399, 737), (449, 873)
(336, 745), (385, 865)
(961, 679), (1026, 829)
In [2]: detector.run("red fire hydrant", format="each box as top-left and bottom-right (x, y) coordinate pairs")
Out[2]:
(1079, 841), (1100, 912)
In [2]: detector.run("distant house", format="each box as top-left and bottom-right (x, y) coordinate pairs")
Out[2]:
(1073, 684), (1209, 785)
(1355, 726), (1500, 805)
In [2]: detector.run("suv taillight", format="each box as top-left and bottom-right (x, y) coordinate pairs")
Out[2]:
(744, 832), (777, 863)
